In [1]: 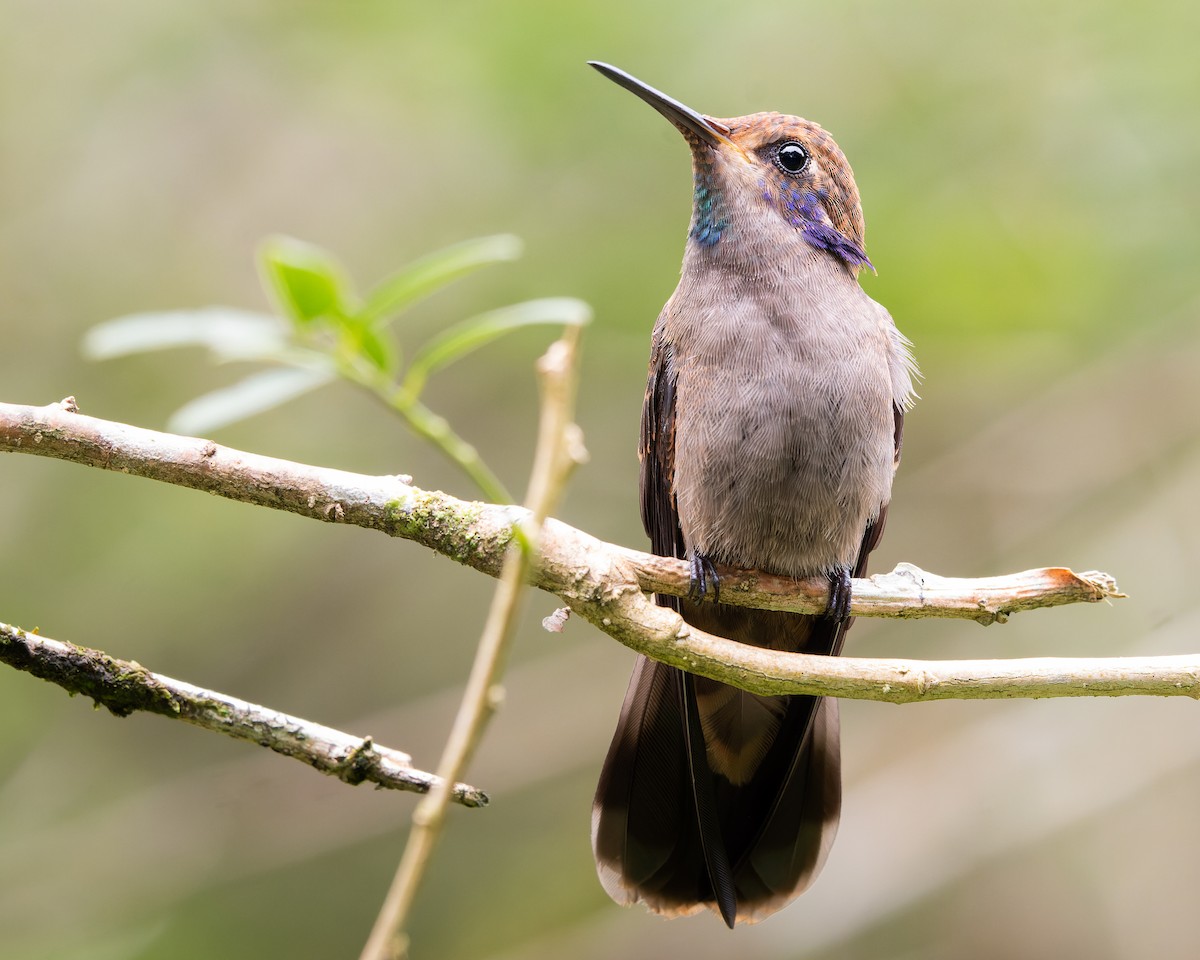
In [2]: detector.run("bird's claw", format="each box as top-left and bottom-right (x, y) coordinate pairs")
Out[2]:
(687, 553), (720, 604)
(826, 567), (852, 622)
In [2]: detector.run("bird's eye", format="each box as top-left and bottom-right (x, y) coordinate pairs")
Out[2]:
(774, 141), (809, 175)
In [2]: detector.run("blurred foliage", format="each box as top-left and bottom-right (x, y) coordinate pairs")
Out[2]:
(83, 233), (589, 502)
(2, 1), (1199, 959)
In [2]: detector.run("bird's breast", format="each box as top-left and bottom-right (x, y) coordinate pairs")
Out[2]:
(665, 269), (895, 577)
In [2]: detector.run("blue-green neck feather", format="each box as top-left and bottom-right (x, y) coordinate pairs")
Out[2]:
(689, 173), (871, 270)
(690, 177), (728, 247)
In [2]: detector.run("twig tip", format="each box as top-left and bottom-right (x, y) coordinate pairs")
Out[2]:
(1077, 570), (1126, 600)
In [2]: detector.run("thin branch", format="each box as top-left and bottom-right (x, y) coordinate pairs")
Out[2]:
(359, 328), (586, 960)
(625, 554), (1122, 624)
(0, 621), (488, 806)
(554, 577), (1196, 703)
(0, 398), (1158, 705)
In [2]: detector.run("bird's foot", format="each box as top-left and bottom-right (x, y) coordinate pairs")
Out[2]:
(826, 566), (852, 622)
(687, 552), (720, 604)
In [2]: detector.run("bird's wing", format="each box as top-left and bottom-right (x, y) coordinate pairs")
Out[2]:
(639, 326), (685, 567)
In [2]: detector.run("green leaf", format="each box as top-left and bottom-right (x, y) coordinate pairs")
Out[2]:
(335, 320), (398, 376)
(359, 234), (523, 327)
(81, 308), (289, 362)
(259, 236), (355, 328)
(354, 324), (398, 374)
(402, 297), (591, 399)
(167, 365), (336, 435)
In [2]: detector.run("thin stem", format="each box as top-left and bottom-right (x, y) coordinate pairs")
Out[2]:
(344, 357), (514, 505)
(399, 398), (513, 506)
(358, 327), (583, 960)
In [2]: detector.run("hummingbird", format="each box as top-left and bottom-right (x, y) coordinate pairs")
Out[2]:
(588, 62), (917, 927)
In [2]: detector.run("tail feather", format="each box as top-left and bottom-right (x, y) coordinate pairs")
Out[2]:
(592, 607), (844, 925)
(734, 696), (841, 921)
(681, 673), (738, 927)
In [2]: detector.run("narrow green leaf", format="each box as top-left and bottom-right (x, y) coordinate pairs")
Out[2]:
(259, 236), (355, 328)
(359, 234), (524, 327)
(353, 324), (398, 375)
(402, 297), (591, 399)
(82, 308), (289, 362)
(167, 366), (336, 435)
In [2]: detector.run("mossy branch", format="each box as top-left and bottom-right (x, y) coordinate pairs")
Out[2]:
(0, 398), (1158, 706)
(0, 620), (487, 806)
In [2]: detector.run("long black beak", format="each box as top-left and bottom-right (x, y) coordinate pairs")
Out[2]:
(588, 61), (736, 149)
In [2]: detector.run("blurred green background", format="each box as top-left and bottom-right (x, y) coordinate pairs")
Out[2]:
(3, 1), (1199, 958)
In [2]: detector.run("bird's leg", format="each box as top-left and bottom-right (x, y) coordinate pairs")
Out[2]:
(687, 552), (720, 604)
(826, 566), (852, 622)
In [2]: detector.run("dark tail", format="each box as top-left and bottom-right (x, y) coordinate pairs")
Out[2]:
(592, 606), (843, 926)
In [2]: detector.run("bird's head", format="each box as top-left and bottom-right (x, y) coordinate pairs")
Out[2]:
(589, 62), (871, 273)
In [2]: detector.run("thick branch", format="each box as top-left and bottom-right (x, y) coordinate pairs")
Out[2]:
(0, 399), (1119, 622)
(0, 398), (1153, 704)
(0, 621), (487, 806)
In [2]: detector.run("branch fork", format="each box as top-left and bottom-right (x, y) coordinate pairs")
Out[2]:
(0, 396), (1152, 711)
